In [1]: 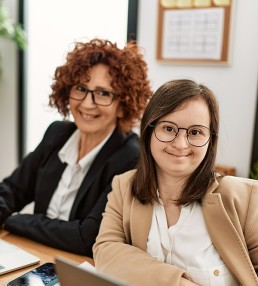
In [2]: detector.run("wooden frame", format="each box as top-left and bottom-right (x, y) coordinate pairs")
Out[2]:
(156, 0), (233, 64)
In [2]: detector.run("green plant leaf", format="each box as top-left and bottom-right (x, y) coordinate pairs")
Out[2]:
(250, 161), (258, 180)
(0, 2), (27, 50)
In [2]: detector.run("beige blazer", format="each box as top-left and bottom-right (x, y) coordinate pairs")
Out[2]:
(93, 170), (258, 286)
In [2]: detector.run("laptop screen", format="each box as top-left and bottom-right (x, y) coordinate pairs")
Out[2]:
(0, 239), (40, 275)
(55, 257), (130, 286)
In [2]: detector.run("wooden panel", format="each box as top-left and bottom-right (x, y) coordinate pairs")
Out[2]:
(0, 231), (93, 286)
(215, 164), (236, 176)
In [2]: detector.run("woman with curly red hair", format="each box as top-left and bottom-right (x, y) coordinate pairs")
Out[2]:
(0, 38), (152, 257)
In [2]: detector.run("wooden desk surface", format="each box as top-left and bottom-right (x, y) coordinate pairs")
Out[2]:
(0, 229), (94, 286)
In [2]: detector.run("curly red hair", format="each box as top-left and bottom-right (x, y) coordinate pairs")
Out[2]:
(49, 38), (153, 133)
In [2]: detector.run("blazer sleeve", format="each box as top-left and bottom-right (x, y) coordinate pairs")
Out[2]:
(93, 174), (187, 286)
(0, 121), (69, 226)
(243, 179), (258, 273)
(4, 179), (112, 256)
(4, 131), (140, 257)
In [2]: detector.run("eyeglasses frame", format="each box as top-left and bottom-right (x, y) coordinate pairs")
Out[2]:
(149, 121), (216, 147)
(69, 85), (117, 106)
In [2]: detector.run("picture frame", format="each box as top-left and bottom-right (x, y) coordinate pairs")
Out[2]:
(156, 0), (233, 64)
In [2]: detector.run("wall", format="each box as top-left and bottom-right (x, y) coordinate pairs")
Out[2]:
(138, 0), (258, 177)
(0, 0), (18, 180)
(1, 0), (258, 179)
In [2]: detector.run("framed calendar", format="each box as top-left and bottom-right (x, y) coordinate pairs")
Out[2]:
(156, 0), (233, 64)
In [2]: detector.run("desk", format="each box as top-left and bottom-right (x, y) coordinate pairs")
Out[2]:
(0, 230), (94, 286)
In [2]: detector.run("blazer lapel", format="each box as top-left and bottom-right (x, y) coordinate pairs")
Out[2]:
(69, 128), (127, 218)
(35, 122), (77, 213)
(35, 151), (67, 213)
(202, 182), (257, 285)
(131, 197), (153, 251)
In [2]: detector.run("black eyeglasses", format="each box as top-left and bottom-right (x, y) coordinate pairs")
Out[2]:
(70, 84), (116, 106)
(149, 121), (215, 147)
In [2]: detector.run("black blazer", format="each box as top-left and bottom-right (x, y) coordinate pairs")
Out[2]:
(0, 121), (139, 257)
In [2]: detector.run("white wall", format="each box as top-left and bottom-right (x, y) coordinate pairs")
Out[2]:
(0, 0), (18, 180)
(1, 0), (258, 179)
(138, 0), (258, 177)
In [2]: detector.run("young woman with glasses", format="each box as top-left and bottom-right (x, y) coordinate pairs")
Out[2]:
(94, 79), (258, 286)
(0, 38), (152, 257)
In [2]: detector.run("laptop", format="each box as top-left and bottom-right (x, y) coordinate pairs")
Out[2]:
(55, 257), (130, 286)
(0, 239), (40, 275)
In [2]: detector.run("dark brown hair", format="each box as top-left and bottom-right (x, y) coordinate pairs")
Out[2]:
(49, 38), (152, 133)
(132, 79), (219, 205)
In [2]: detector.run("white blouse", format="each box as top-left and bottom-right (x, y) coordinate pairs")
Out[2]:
(147, 200), (239, 286)
(46, 129), (112, 221)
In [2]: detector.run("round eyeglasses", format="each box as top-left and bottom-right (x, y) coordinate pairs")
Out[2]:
(149, 121), (214, 147)
(70, 84), (116, 106)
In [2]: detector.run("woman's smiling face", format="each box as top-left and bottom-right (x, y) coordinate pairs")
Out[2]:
(69, 64), (123, 141)
(150, 99), (211, 181)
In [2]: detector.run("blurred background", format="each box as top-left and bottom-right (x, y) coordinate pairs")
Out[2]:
(0, 0), (257, 180)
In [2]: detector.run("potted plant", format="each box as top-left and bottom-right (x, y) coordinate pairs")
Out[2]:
(0, 1), (27, 74)
(250, 161), (258, 180)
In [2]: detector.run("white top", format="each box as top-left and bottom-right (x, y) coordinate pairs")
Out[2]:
(46, 129), (112, 221)
(147, 199), (239, 286)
